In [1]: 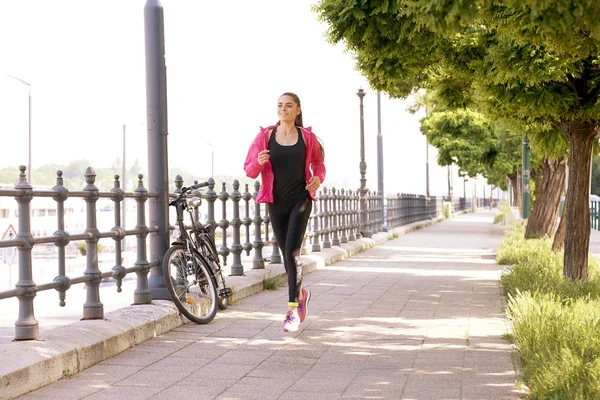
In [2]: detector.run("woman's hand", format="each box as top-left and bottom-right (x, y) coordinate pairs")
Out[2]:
(306, 176), (321, 191)
(258, 149), (270, 166)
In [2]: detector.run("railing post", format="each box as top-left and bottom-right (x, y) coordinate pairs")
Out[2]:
(192, 179), (201, 223)
(354, 190), (361, 240)
(230, 180), (244, 276)
(322, 187), (331, 249)
(346, 190), (353, 241)
(331, 188), (340, 246)
(14, 166), (39, 340)
(110, 174), (127, 294)
(402, 194), (407, 226)
(366, 190), (373, 234)
(267, 206), (282, 263)
(311, 191), (321, 252)
(390, 194), (398, 228)
(82, 167), (103, 320)
(217, 182), (230, 266)
(52, 170), (70, 308)
(340, 189), (348, 243)
(318, 191), (326, 247)
(242, 184), (252, 256)
(205, 178), (217, 232)
(133, 174), (151, 304)
(252, 181), (265, 269)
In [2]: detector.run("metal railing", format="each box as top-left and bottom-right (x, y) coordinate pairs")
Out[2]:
(0, 166), (465, 341)
(0, 166), (157, 340)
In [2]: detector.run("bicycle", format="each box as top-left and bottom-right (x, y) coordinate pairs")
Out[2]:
(162, 181), (233, 324)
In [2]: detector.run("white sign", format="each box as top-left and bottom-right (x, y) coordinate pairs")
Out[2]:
(3, 247), (16, 264)
(2, 224), (17, 240)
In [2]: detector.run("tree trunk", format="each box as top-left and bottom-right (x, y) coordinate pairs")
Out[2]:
(509, 172), (520, 208)
(525, 158), (566, 239)
(559, 120), (596, 279)
(552, 192), (567, 252)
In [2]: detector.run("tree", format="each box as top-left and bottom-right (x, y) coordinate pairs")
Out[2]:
(314, 0), (600, 279)
(420, 107), (518, 187)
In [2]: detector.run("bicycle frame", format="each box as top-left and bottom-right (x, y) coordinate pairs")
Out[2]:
(168, 183), (231, 300)
(169, 184), (213, 268)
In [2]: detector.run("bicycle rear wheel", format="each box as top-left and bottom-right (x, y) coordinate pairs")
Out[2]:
(163, 244), (218, 324)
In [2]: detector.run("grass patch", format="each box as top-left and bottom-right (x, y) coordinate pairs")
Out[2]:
(262, 271), (283, 290)
(502, 332), (513, 342)
(499, 224), (600, 398)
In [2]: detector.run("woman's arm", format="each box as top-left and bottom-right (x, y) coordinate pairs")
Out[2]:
(310, 133), (326, 183)
(244, 133), (265, 179)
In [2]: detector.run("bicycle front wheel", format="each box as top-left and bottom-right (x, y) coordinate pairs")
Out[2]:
(163, 244), (218, 324)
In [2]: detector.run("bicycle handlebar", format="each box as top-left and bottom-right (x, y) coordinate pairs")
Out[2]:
(169, 181), (210, 206)
(190, 181), (209, 190)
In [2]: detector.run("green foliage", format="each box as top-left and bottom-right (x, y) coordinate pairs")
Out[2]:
(499, 224), (600, 301)
(0, 161), (254, 196)
(0, 160), (147, 191)
(420, 107), (523, 184)
(442, 201), (452, 219)
(493, 206), (512, 225)
(313, 0), (600, 147)
(499, 223), (600, 397)
(77, 242), (105, 256)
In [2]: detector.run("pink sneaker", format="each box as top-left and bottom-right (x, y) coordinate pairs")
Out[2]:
(282, 311), (299, 332)
(297, 288), (311, 322)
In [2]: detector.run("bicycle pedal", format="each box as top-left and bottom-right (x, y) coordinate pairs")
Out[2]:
(220, 288), (233, 297)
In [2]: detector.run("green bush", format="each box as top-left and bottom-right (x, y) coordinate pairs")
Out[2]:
(76, 242), (105, 256)
(494, 205), (517, 225)
(500, 224), (600, 398)
(442, 201), (452, 219)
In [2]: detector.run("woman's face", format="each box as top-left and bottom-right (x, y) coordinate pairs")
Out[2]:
(277, 95), (301, 124)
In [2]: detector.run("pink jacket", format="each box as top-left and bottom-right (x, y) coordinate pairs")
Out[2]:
(244, 125), (326, 203)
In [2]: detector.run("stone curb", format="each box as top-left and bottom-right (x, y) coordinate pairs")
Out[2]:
(0, 216), (444, 399)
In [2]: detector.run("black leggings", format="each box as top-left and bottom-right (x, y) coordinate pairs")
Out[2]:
(268, 195), (313, 305)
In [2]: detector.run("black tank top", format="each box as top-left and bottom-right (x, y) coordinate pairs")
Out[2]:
(268, 126), (307, 204)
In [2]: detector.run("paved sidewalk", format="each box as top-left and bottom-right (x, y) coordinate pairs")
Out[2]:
(12, 209), (522, 400)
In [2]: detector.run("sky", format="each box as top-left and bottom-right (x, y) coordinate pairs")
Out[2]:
(0, 0), (493, 198)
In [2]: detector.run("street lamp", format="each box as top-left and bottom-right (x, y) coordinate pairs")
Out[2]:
(205, 142), (214, 178)
(4, 73), (32, 184)
(357, 88), (372, 238)
(376, 92), (387, 231)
